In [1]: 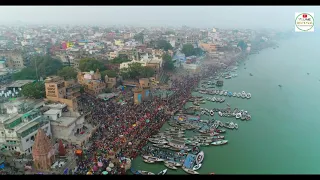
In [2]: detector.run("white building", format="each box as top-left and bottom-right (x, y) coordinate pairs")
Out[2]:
(0, 109), (51, 154)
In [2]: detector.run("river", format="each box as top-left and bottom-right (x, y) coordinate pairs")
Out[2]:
(131, 34), (320, 174)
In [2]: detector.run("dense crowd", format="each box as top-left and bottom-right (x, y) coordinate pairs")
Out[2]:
(74, 73), (201, 175)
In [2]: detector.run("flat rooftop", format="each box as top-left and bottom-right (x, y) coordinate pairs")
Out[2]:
(6, 80), (34, 88)
(51, 116), (77, 127)
(0, 114), (11, 123)
(16, 121), (38, 134)
(44, 103), (67, 109)
(4, 114), (23, 124)
(43, 109), (61, 115)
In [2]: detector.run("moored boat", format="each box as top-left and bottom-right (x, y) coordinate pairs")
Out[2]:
(182, 166), (199, 175)
(193, 163), (202, 171)
(143, 159), (155, 164)
(164, 163), (177, 170)
(137, 170), (155, 175)
(157, 169), (168, 175)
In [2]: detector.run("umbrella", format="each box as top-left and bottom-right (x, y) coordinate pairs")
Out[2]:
(102, 171), (108, 175)
(128, 142), (132, 145)
(106, 167), (111, 172)
(93, 165), (98, 171)
(87, 171), (92, 175)
(146, 119), (150, 123)
(132, 124), (136, 127)
(109, 163), (114, 168)
(98, 162), (103, 167)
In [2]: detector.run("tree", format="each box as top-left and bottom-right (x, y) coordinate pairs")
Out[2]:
(120, 62), (154, 80)
(57, 66), (77, 80)
(237, 40), (248, 51)
(182, 43), (195, 57)
(134, 33), (144, 43)
(141, 66), (155, 78)
(109, 57), (130, 64)
(13, 56), (63, 80)
(20, 82), (45, 99)
(156, 40), (173, 51)
(12, 67), (37, 80)
(162, 53), (175, 71)
(29, 55), (63, 79)
(79, 58), (106, 72)
(101, 70), (118, 78)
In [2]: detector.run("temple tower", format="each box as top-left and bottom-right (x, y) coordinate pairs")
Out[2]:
(32, 129), (55, 171)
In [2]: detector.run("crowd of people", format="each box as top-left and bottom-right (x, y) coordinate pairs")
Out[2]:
(74, 72), (202, 175)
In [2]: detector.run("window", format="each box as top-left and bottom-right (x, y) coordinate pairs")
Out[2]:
(26, 138), (29, 142)
(30, 136), (35, 141)
(1, 131), (3, 135)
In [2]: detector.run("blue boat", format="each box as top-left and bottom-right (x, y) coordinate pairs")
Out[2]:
(130, 168), (141, 175)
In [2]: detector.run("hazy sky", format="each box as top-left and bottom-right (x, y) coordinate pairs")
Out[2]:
(0, 6), (319, 30)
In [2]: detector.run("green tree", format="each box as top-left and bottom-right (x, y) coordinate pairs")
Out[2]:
(79, 58), (106, 72)
(156, 40), (173, 51)
(120, 63), (154, 80)
(162, 54), (175, 71)
(101, 70), (118, 78)
(182, 43), (195, 57)
(237, 40), (248, 51)
(134, 33), (144, 43)
(20, 82), (45, 99)
(13, 55), (63, 80)
(57, 66), (77, 80)
(140, 66), (155, 78)
(109, 57), (130, 64)
(12, 67), (37, 80)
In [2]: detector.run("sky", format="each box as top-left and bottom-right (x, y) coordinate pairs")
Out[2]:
(0, 6), (319, 30)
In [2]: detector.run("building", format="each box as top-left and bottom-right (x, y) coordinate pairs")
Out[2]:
(133, 78), (151, 104)
(104, 75), (117, 89)
(0, 50), (24, 69)
(77, 69), (106, 95)
(0, 100), (51, 155)
(32, 128), (55, 171)
(182, 63), (201, 73)
(43, 102), (96, 146)
(199, 43), (217, 53)
(119, 60), (147, 69)
(108, 51), (118, 60)
(44, 76), (80, 111)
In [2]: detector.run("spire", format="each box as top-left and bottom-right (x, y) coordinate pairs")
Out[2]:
(58, 139), (66, 156)
(32, 128), (52, 156)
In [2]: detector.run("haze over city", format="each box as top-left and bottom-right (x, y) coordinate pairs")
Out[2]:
(0, 6), (319, 30)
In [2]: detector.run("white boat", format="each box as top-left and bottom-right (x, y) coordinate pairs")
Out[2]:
(223, 91), (228, 96)
(233, 92), (237, 97)
(211, 140), (228, 146)
(210, 110), (214, 116)
(201, 111), (206, 115)
(195, 151), (204, 165)
(164, 161), (182, 167)
(242, 91), (246, 95)
(246, 115), (251, 121)
(157, 169), (168, 175)
(234, 123), (238, 129)
(241, 93), (246, 98)
(164, 163), (178, 170)
(235, 113), (241, 119)
(148, 157), (165, 162)
(182, 166), (200, 175)
(138, 170), (155, 175)
(143, 155), (152, 159)
(219, 91), (224, 95)
(237, 93), (241, 97)
(246, 93), (251, 99)
(193, 163), (202, 171)
(143, 159), (155, 164)
(218, 111), (223, 117)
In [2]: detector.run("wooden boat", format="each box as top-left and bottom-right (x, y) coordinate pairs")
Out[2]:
(200, 143), (210, 146)
(164, 163), (177, 170)
(215, 129), (226, 133)
(137, 170), (155, 175)
(148, 157), (165, 162)
(195, 151), (204, 165)
(164, 161), (182, 167)
(153, 144), (170, 149)
(142, 155), (152, 159)
(211, 140), (228, 146)
(193, 163), (202, 171)
(182, 166), (199, 175)
(131, 168), (141, 175)
(157, 169), (168, 175)
(143, 159), (155, 164)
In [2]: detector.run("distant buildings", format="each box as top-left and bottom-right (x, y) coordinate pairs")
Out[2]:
(77, 69), (106, 95)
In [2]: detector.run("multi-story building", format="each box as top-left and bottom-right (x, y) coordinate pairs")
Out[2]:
(44, 76), (80, 111)
(0, 50), (24, 69)
(0, 99), (51, 155)
(77, 69), (106, 95)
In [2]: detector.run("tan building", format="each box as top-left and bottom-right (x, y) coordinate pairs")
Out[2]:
(133, 78), (151, 104)
(199, 43), (217, 53)
(0, 50), (24, 69)
(44, 76), (80, 111)
(77, 69), (106, 95)
(104, 76), (117, 89)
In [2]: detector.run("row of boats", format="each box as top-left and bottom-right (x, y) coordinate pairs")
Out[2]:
(200, 107), (252, 121)
(198, 89), (252, 99)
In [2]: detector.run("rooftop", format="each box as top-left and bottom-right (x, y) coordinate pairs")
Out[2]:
(16, 121), (39, 134)
(7, 80), (34, 88)
(4, 114), (23, 124)
(44, 103), (67, 110)
(51, 116), (77, 127)
(43, 109), (61, 115)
